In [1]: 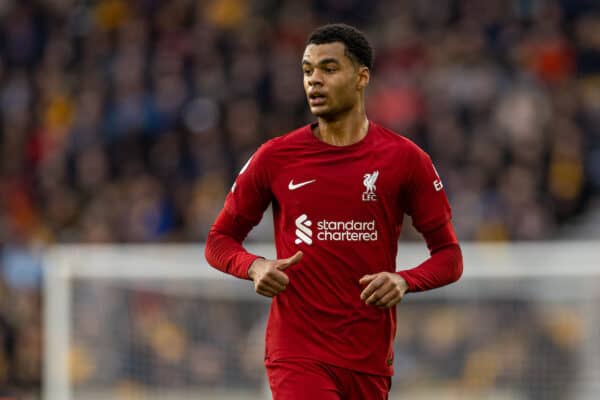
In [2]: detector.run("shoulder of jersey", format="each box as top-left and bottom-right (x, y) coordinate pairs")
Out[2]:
(259, 124), (310, 154)
(371, 122), (424, 154)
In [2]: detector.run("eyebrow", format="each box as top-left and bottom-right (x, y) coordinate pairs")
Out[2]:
(301, 58), (341, 67)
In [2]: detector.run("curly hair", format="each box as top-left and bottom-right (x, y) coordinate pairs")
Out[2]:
(306, 23), (374, 70)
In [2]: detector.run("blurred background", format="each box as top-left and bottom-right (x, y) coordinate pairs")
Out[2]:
(1, 0), (600, 399)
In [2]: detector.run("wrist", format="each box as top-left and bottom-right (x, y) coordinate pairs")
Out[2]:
(247, 257), (264, 280)
(396, 272), (410, 292)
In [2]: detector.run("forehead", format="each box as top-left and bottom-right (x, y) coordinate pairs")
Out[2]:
(302, 42), (349, 64)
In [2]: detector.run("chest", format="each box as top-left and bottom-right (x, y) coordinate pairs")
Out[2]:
(270, 152), (408, 220)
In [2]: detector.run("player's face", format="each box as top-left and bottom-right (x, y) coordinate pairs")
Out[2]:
(302, 42), (368, 119)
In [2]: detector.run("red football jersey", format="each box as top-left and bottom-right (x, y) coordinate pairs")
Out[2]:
(224, 121), (452, 376)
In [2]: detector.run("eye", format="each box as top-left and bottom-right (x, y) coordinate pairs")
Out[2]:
(324, 67), (336, 73)
(303, 68), (312, 76)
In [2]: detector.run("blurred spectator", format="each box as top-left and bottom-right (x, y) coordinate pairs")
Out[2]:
(1, 0), (600, 396)
(2, 0), (599, 247)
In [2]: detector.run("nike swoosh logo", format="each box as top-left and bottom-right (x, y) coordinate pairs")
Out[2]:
(288, 179), (316, 190)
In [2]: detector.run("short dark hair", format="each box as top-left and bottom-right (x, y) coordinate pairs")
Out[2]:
(306, 23), (373, 70)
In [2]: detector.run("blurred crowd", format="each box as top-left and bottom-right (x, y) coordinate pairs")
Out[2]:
(1, 0), (600, 396)
(1, 0), (600, 246)
(69, 282), (269, 395)
(68, 282), (585, 400)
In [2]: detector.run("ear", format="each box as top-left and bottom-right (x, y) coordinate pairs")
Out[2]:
(356, 66), (370, 91)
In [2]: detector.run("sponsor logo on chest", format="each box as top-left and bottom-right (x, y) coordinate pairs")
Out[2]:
(291, 170), (381, 246)
(294, 214), (378, 245)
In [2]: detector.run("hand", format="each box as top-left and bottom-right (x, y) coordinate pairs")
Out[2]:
(248, 251), (303, 297)
(359, 272), (408, 308)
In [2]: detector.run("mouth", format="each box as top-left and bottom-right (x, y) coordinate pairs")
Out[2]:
(308, 92), (327, 106)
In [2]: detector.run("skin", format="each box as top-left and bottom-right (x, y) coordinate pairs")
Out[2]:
(303, 42), (369, 146)
(248, 41), (408, 308)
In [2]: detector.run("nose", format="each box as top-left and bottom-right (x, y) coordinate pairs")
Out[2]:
(307, 69), (323, 87)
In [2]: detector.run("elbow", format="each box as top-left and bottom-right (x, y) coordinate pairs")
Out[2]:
(451, 244), (463, 283)
(204, 228), (218, 267)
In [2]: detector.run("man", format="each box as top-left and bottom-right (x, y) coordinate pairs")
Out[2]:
(205, 23), (463, 399)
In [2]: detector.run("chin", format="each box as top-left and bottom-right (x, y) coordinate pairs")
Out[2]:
(310, 107), (332, 118)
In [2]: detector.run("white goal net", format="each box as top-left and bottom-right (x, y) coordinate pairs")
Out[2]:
(43, 242), (600, 400)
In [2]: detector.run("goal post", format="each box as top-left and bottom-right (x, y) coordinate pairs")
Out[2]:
(43, 245), (276, 400)
(43, 242), (600, 400)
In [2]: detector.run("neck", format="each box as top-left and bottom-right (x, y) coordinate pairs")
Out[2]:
(314, 106), (369, 146)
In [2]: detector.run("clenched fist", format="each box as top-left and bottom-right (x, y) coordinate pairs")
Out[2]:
(359, 272), (408, 308)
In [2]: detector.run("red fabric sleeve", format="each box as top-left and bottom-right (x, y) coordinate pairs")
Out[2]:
(397, 221), (463, 292)
(205, 144), (273, 280)
(204, 208), (263, 280)
(405, 148), (452, 233)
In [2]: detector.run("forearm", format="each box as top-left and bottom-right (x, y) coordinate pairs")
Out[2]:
(397, 244), (462, 292)
(397, 221), (463, 292)
(204, 209), (262, 280)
